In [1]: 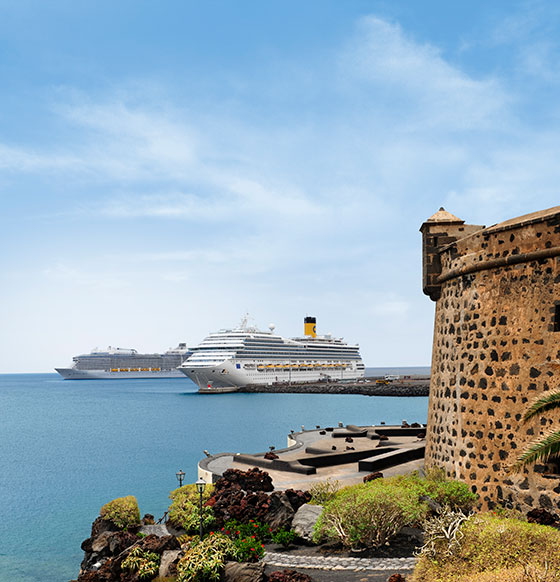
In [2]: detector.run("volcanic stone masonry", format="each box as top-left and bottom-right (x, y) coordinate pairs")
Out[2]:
(421, 206), (560, 511)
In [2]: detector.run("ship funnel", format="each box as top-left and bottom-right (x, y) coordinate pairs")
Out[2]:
(304, 316), (317, 338)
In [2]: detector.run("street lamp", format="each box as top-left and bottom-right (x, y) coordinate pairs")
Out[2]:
(176, 469), (185, 488)
(195, 477), (206, 539)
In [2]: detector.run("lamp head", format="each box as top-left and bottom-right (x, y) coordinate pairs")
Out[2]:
(195, 477), (206, 493)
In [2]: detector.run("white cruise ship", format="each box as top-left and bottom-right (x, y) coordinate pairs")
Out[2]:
(178, 316), (365, 392)
(55, 343), (191, 380)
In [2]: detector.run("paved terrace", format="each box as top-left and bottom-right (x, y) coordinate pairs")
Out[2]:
(198, 423), (426, 490)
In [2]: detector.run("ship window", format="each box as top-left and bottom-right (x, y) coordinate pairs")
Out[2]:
(555, 304), (560, 332)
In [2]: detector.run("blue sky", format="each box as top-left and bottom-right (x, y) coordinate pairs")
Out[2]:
(2, 0), (560, 372)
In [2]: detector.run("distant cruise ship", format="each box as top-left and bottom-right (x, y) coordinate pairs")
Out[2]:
(178, 316), (365, 392)
(55, 344), (191, 380)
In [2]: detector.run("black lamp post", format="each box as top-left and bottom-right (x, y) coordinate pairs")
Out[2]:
(176, 469), (185, 488)
(195, 477), (206, 539)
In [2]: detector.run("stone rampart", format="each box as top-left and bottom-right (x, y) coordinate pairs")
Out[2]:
(422, 206), (560, 511)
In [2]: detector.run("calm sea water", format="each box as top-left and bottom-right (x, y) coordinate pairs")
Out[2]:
(0, 369), (429, 582)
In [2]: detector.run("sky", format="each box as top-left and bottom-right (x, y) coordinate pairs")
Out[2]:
(2, 0), (560, 373)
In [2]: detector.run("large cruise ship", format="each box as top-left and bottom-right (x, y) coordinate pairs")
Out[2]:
(55, 343), (191, 380)
(178, 316), (365, 392)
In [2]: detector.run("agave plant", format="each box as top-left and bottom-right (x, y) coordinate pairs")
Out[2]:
(512, 390), (560, 471)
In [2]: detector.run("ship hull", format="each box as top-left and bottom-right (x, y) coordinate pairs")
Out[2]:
(179, 359), (365, 393)
(55, 368), (185, 380)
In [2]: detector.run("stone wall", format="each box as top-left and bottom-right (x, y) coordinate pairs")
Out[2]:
(422, 206), (560, 512)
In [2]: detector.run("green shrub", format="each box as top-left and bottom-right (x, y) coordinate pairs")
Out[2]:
(386, 471), (478, 512)
(122, 546), (160, 580)
(412, 513), (560, 582)
(308, 479), (340, 505)
(100, 495), (141, 529)
(176, 532), (236, 582)
(271, 529), (297, 548)
(168, 484), (215, 533)
(313, 480), (424, 549)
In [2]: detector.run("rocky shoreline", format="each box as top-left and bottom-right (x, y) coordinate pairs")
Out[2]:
(238, 379), (429, 397)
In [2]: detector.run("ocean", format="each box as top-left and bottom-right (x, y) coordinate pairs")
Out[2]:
(0, 369), (429, 582)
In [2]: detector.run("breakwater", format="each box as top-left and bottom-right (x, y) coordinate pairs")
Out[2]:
(238, 377), (429, 397)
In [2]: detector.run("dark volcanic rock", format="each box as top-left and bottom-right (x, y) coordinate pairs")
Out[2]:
(108, 531), (138, 555)
(209, 468), (309, 531)
(141, 534), (180, 553)
(77, 527), (180, 581)
(363, 472), (384, 483)
(527, 507), (559, 526)
(265, 492), (295, 532)
(267, 569), (315, 582)
(79, 530), (137, 574)
(215, 468), (274, 494)
(284, 489), (312, 512)
(91, 517), (120, 539)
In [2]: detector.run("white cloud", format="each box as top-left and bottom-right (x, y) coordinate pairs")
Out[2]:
(99, 192), (227, 220)
(0, 143), (82, 172)
(339, 16), (508, 131)
(62, 100), (198, 174)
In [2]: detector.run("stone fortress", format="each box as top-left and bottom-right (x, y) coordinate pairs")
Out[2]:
(421, 206), (560, 511)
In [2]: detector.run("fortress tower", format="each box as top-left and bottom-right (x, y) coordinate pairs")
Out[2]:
(421, 206), (560, 511)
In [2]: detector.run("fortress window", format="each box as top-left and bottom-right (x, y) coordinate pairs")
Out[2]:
(555, 305), (560, 332)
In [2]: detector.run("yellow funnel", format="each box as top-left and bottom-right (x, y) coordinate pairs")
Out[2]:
(304, 316), (316, 338)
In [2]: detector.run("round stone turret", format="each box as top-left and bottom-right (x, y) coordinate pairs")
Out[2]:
(423, 205), (560, 511)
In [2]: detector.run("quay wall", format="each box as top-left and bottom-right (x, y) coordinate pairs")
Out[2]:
(237, 379), (429, 397)
(422, 206), (560, 511)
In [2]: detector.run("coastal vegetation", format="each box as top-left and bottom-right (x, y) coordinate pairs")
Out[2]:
(75, 466), (560, 582)
(176, 533), (237, 582)
(313, 480), (423, 549)
(121, 546), (161, 580)
(99, 495), (141, 529)
(168, 484), (215, 533)
(412, 512), (560, 581)
(313, 470), (477, 550)
(308, 478), (340, 505)
(388, 468), (478, 512)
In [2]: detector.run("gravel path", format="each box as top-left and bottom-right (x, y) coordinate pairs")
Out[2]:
(263, 550), (417, 571)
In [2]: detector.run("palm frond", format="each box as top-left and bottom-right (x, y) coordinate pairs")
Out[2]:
(510, 429), (560, 472)
(523, 390), (560, 422)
